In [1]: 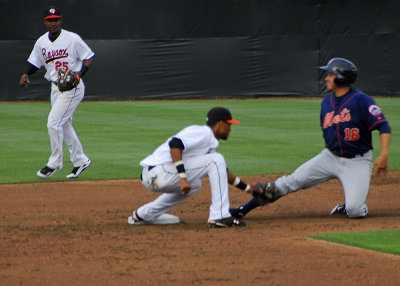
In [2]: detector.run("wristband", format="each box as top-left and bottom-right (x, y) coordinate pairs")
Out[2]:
(178, 173), (187, 179)
(234, 177), (251, 193)
(174, 160), (186, 178)
(174, 160), (184, 166)
(233, 177), (241, 186)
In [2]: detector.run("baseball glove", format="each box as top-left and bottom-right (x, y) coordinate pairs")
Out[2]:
(57, 69), (80, 92)
(251, 181), (280, 205)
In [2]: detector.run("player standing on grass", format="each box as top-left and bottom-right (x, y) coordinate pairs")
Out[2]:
(19, 6), (94, 179)
(230, 58), (391, 219)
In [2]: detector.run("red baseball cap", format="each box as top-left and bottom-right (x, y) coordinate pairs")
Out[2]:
(44, 6), (62, 20)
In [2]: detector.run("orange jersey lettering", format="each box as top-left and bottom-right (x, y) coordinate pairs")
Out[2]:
(323, 108), (351, 129)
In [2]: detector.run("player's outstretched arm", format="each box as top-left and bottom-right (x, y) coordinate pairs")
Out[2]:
(227, 170), (252, 194)
(373, 133), (391, 176)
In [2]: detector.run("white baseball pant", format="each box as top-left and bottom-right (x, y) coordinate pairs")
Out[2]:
(137, 152), (231, 222)
(46, 81), (89, 170)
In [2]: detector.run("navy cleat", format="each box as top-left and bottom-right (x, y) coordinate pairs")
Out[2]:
(229, 206), (246, 219)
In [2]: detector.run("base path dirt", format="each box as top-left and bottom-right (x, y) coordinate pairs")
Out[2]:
(1, 171), (399, 285)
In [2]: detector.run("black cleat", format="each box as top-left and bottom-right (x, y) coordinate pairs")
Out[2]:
(330, 203), (346, 215)
(208, 217), (246, 228)
(229, 206), (246, 219)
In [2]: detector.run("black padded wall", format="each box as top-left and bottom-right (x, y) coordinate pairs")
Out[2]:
(1, 0), (399, 100)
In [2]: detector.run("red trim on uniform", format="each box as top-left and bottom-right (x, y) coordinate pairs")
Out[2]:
(329, 94), (335, 109)
(339, 91), (360, 111)
(369, 119), (387, 130)
(336, 123), (343, 156)
(328, 94), (342, 155)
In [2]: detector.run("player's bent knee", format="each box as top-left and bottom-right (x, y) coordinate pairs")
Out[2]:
(346, 204), (368, 218)
(211, 152), (225, 165)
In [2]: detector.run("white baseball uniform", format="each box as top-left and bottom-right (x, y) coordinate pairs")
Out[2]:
(27, 29), (94, 170)
(137, 125), (231, 222)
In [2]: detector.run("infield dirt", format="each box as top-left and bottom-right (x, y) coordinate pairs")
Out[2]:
(1, 171), (399, 285)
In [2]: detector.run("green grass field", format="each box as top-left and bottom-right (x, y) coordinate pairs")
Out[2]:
(1, 98), (399, 184)
(310, 230), (400, 255)
(1, 98), (399, 256)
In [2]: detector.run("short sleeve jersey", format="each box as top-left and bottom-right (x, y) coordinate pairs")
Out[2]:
(140, 125), (219, 166)
(27, 29), (94, 82)
(320, 88), (388, 157)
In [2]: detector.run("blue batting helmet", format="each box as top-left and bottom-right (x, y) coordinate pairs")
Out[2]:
(320, 58), (358, 86)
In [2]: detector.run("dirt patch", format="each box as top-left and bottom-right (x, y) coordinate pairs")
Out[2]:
(0, 171), (399, 285)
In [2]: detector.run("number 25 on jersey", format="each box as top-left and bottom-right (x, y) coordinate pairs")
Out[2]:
(55, 61), (68, 71)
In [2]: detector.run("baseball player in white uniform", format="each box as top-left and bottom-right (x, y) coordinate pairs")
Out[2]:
(19, 6), (94, 179)
(128, 107), (252, 227)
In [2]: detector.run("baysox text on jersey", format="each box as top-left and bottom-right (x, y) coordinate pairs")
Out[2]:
(42, 48), (69, 63)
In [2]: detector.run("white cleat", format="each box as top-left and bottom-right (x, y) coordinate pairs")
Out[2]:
(128, 211), (180, 225)
(36, 166), (61, 179)
(66, 160), (91, 179)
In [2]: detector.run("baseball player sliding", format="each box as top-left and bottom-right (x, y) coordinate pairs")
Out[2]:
(128, 107), (252, 227)
(231, 58), (391, 219)
(19, 6), (94, 179)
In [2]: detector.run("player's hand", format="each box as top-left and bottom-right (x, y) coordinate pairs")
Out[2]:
(19, 74), (30, 87)
(180, 178), (191, 195)
(372, 154), (388, 176)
